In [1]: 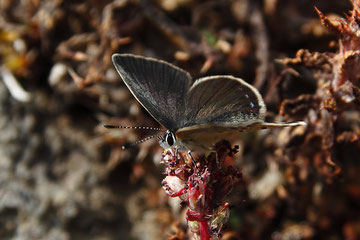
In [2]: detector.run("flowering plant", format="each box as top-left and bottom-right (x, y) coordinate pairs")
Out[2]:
(161, 141), (242, 240)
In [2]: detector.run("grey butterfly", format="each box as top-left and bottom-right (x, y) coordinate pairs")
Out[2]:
(105, 54), (306, 151)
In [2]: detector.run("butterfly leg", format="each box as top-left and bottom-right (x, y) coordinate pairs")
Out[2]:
(175, 148), (179, 161)
(214, 150), (219, 166)
(188, 150), (196, 165)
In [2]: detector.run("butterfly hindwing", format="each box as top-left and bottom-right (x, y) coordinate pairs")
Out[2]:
(112, 54), (192, 131)
(173, 76), (267, 150)
(175, 124), (260, 150)
(183, 76), (266, 128)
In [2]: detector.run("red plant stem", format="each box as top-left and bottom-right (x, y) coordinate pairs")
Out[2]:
(171, 187), (187, 197)
(199, 219), (210, 240)
(187, 210), (210, 239)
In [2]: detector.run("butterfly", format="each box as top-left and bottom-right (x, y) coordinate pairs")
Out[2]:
(104, 54), (306, 152)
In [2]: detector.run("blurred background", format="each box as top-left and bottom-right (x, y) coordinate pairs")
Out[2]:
(0, 0), (359, 239)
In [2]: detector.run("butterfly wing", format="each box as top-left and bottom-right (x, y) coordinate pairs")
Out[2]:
(175, 124), (260, 150)
(112, 54), (192, 130)
(175, 76), (267, 149)
(183, 75), (266, 128)
(176, 121), (306, 150)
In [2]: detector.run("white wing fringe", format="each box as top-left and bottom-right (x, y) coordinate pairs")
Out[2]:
(261, 121), (307, 128)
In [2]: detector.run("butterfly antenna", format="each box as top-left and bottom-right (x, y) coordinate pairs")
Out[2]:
(121, 133), (164, 150)
(103, 124), (165, 131)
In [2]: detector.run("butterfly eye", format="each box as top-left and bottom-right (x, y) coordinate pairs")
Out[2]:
(166, 132), (175, 146)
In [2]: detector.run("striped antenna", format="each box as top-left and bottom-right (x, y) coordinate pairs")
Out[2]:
(103, 124), (165, 131)
(121, 133), (164, 149)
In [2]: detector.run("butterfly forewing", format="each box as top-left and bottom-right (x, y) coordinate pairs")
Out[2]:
(183, 76), (266, 128)
(112, 54), (192, 130)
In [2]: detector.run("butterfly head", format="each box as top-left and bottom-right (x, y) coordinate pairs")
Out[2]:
(159, 130), (177, 149)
